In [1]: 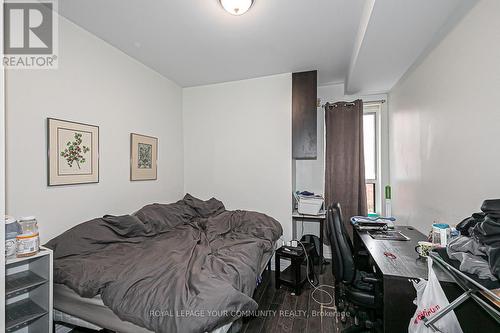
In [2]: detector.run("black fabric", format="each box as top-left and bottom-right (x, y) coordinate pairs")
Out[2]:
(481, 199), (500, 219)
(471, 216), (500, 279)
(300, 234), (321, 264)
(354, 271), (375, 292)
(457, 200), (500, 236)
(345, 287), (376, 308)
(456, 213), (485, 236)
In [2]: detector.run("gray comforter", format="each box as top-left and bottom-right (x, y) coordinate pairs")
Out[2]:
(45, 194), (282, 333)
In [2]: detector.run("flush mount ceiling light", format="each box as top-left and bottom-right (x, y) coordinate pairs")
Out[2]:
(219, 0), (254, 16)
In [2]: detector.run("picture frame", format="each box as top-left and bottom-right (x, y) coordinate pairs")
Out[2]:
(130, 133), (158, 181)
(47, 118), (99, 186)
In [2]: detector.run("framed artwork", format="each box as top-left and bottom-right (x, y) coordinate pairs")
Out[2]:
(130, 133), (158, 181)
(47, 118), (99, 186)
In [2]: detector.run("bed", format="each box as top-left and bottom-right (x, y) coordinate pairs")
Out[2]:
(52, 251), (272, 333)
(46, 194), (282, 333)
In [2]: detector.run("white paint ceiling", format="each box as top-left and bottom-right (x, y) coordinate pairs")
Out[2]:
(58, 0), (477, 91)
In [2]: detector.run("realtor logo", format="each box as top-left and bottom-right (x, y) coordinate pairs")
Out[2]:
(3, 0), (58, 68)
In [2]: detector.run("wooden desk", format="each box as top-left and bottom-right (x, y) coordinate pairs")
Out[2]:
(292, 211), (325, 273)
(354, 226), (498, 332)
(354, 226), (452, 281)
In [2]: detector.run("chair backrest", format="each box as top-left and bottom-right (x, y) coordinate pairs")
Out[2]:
(326, 206), (344, 282)
(327, 203), (356, 284)
(334, 202), (355, 254)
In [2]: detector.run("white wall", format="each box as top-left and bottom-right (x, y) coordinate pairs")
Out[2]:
(5, 17), (184, 243)
(183, 74), (293, 240)
(389, 0), (500, 233)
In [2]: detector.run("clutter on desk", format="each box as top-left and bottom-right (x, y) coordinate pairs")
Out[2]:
(294, 191), (324, 215)
(351, 215), (395, 231)
(446, 199), (500, 280)
(369, 230), (410, 241)
(431, 223), (451, 246)
(415, 241), (436, 258)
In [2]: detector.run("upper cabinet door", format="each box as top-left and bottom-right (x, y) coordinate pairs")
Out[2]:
(292, 70), (317, 159)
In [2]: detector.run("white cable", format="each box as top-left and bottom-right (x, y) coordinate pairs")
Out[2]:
(295, 239), (336, 308)
(277, 237), (336, 307)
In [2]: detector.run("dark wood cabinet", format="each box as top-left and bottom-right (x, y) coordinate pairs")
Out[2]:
(292, 70), (317, 159)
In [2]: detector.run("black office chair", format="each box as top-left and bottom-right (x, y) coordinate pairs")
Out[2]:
(327, 204), (382, 332)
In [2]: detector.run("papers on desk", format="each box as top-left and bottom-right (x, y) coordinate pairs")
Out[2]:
(369, 230), (410, 241)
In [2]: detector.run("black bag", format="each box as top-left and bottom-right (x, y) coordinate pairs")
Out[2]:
(300, 234), (321, 265)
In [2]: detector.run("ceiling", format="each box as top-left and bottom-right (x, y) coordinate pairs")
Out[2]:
(57, 0), (477, 92)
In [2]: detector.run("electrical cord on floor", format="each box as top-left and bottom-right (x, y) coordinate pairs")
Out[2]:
(294, 240), (335, 306)
(294, 239), (339, 328)
(278, 237), (337, 308)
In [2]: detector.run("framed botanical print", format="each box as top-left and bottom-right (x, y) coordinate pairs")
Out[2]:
(130, 133), (158, 181)
(47, 118), (99, 186)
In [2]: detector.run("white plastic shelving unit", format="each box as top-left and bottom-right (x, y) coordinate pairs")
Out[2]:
(5, 246), (53, 333)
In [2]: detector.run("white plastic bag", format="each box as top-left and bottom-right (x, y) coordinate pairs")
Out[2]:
(408, 258), (463, 333)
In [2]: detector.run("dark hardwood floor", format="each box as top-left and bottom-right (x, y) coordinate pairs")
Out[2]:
(70, 266), (344, 333)
(240, 268), (342, 333)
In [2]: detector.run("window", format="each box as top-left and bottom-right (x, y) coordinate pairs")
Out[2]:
(365, 183), (376, 213)
(363, 104), (381, 213)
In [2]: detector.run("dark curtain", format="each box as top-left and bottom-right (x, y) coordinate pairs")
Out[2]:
(324, 99), (367, 240)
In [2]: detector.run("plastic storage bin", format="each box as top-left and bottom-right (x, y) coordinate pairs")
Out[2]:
(297, 195), (324, 215)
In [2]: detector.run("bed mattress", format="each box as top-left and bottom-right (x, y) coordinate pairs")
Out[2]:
(54, 250), (273, 333)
